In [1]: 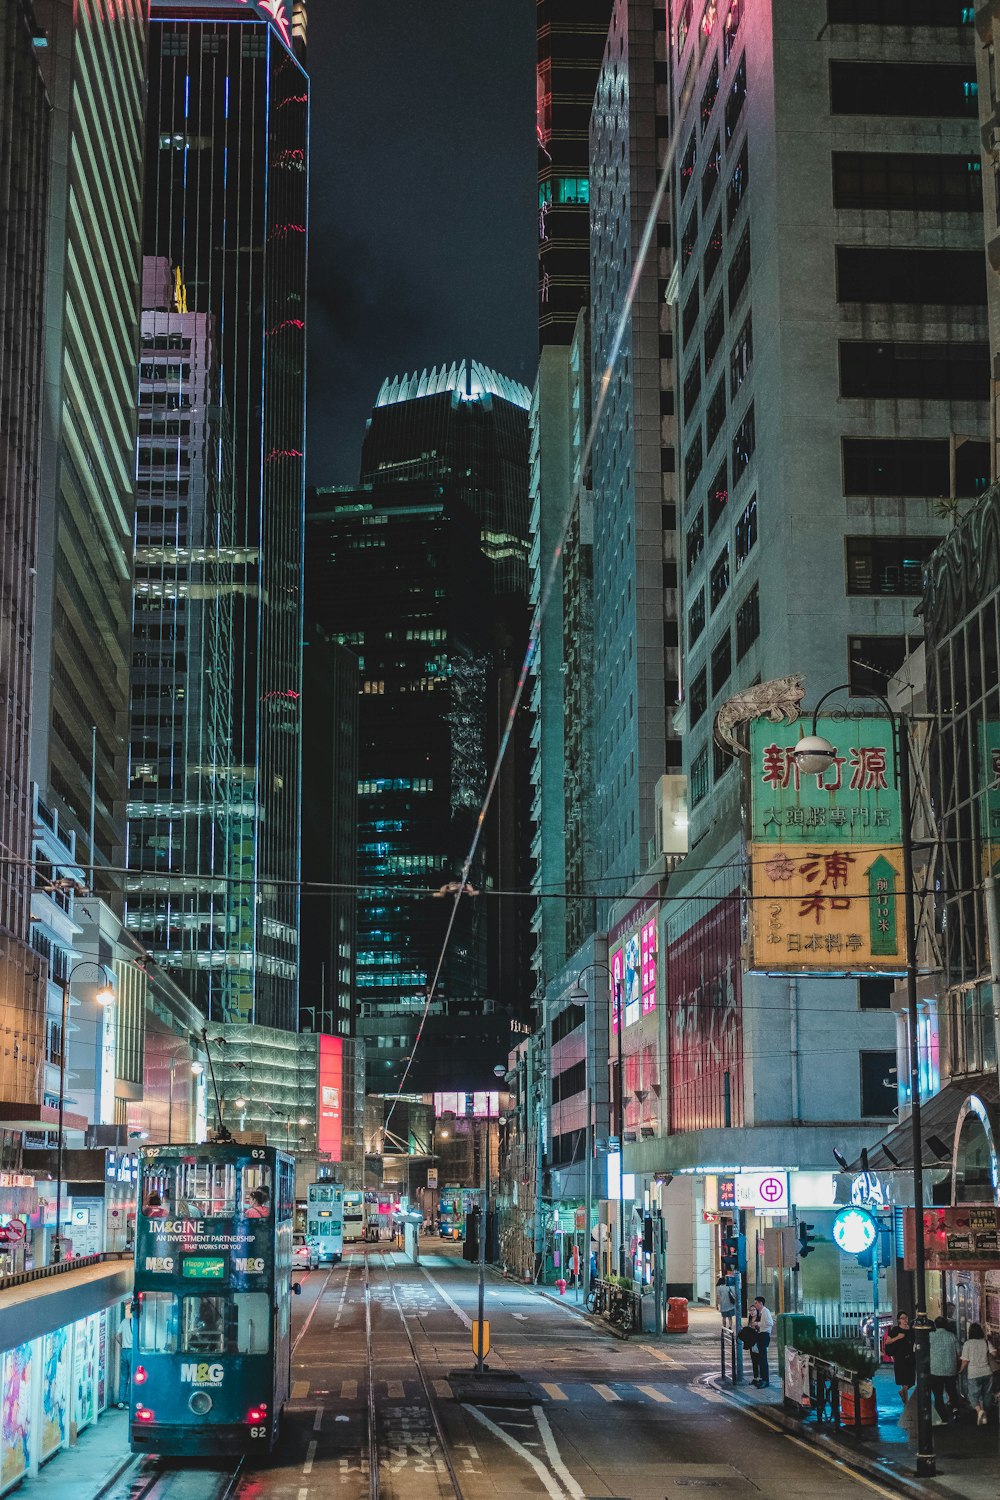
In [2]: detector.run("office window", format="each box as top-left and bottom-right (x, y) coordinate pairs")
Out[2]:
(846, 536), (939, 595)
(686, 508), (705, 573)
(711, 630), (732, 695)
(684, 359), (702, 418)
(706, 380), (726, 451)
(682, 205), (699, 269)
(703, 214), (723, 289)
(702, 134), (722, 209)
(683, 284), (701, 344)
(725, 54), (746, 141)
(829, 0), (974, 20)
(956, 439), (990, 497)
(848, 634), (915, 695)
(839, 340), (988, 400)
(842, 439), (949, 497)
(730, 313), (753, 397)
(833, 152), (982, 213)
(859, 977), (893, 1011)
(726, 139), (749, 227)
(714, 736), (735, 782)
(689, 588), (706, 644)
(836, 247), (986, 305)
(831, 62), (978, 117)
(701, 56), (720, 130)
(860, 1051), (897, 1117)
(680, 129), (697, 198)
(685, 428), (704, 495)
(732, 403), (755, 484)
(735, 494), (757, 567)
(704, 294), (725, 371)
(728, 226), (751, 310)
(691, 746), (710, 808)
(710, 547), (731, 611)
(708, 460), (728, 532)
(736, 583), (760, 659)
(723, 0), (743, 64)
(690, 667), (708, 727)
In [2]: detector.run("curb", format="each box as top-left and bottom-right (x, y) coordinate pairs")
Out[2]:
(705, 1375), (953, 1500)
(91, 1452), (141, 1500)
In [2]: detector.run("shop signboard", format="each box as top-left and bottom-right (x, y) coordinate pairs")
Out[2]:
(718, 1177), (737, 1212)
(735, 1171), (789, 1215)
(904, 1206), (1000, 1270)
(747, 718), (904, 973)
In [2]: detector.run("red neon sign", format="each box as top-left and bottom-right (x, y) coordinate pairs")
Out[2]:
(317, 1035), (343, 1161)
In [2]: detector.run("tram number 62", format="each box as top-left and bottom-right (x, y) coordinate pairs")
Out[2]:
(249, 1426), (268, 1439)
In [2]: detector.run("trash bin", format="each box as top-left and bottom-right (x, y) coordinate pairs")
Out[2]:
(666, 1296), (689, 1333)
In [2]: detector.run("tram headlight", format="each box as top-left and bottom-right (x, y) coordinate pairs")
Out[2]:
(134, 1366), (148, 1385)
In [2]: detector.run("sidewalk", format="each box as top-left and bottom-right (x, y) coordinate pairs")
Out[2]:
(709, 1360), (1000, 1500)
(19, 1410), (132, 1500)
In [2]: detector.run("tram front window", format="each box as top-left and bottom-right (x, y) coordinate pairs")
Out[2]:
(182, 1294), (270, 1354)
(138, 1291), (177, 1352)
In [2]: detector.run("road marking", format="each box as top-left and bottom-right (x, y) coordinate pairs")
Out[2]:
(465, 1405), (569, 1500)
(512, 1313), (528, 1320)
(386, 1380), (405, 1398)
(297, 1488), (308, 1500)
(313, 1405), (324, 1432)
(302, 1440), (317, 1475)
(534, 1405), (587, 1500)
(637, 1384), (672, 1403)
(645, 1345), (680, 1365)
(692, 1385), (728, 1404)
(593, 1383), (621, 1402)
(292, 1380), (310, 1399)
(292, 1270), (332, 1354)
(433, 1380), (451, 1398)
(333, 1262), (352, 1329)
(420, 1266), (473, 1328)
(779, 1428), (899, 1499)
(340, 1379), (357, 1400)
(541, 1383), (568, 1400)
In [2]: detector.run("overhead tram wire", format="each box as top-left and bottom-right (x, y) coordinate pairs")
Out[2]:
(381, 126), (681, 1122)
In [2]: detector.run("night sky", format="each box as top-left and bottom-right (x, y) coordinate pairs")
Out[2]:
(306, 1), (538, 486)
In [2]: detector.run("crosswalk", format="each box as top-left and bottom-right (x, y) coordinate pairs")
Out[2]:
(290, 1377), (683, 1405)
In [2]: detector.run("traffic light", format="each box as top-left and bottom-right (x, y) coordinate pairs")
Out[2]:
(721, 1218), (746, 1272)
(797, 1221), (817, 1259)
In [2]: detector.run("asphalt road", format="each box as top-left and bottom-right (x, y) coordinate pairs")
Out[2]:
(271, 1244), (896, 1499)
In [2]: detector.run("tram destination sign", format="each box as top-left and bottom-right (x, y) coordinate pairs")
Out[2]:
(182, 1255), (227, 1279)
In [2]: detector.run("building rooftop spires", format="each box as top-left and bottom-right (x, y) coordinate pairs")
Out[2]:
(375, 360), (531, 413)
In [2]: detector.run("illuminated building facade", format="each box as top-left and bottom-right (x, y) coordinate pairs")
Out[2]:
(140, 1), (308, 1028)
(31, 0), (147, 881)
(0, 0), (51, 1114)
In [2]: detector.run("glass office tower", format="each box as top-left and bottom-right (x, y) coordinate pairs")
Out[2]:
(134, 2), (308, 1029)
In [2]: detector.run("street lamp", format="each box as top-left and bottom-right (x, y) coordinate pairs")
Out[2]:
(473, 1065), (506, 1375)
(53, 961), (115, 1264)
(792, 685), (934, 1478)
(570, 961), (624, 1294)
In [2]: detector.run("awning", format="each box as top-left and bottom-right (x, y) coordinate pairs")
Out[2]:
(849, 1078), (1000, 1173)
(0, 1103), (88, 1133)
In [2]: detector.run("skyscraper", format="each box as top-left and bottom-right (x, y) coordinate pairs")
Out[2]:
(0, 0), (51, 1110)
(136, 0), (308, 1029)
(31, 0), (148, 881)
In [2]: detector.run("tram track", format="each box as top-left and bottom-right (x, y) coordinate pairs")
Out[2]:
(100, 1456), (244, 1500)
(363, 1250), (465, 1500)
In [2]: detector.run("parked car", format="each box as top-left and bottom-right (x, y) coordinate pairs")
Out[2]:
(293, 1234), (318, 1270)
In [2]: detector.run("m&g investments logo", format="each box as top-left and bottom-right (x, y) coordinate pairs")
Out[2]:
(180, 1362), (224, 1386)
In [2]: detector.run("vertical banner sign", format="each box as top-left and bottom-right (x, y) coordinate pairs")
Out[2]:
(747, 717), (904, 972)
(317, 1035), (343, 1162)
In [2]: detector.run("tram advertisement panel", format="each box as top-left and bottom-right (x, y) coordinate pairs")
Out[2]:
(0, 1343), (31, 1493)
(40, 1328), (69, 1461)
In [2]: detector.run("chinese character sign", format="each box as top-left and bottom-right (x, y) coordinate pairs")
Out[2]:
(749, 718), (901, 844)
(610, 947), (624, 1032)
(640, 918), (657, 1014)
(747, 717), (905, 973)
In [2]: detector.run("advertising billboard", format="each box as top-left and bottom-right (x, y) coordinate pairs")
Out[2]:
(667, 894), (744, 1133)
(609, 906), (658, 1030)
(747, 717), (904, 973)
(904, 1206), (1000, 1270)
(317, 1035), (343, 1161)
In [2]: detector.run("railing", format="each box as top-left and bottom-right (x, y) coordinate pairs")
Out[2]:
(720, 1324), (744, 1383)
(0, 1250), (131, 1294)
(801, 1354), (868, 1436)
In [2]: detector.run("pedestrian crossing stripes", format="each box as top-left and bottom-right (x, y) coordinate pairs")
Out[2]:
(291, 1380), (310, 1399)
(636, 1384), (672, 1403)
(386, 1380), (405, 1398)
(320, 1376), (681, 1405)
(593, 1384), (621, 1402)
(340, 1379), (358, 1400)
(540, 1381), (674, 1404)
(541, 1383), (568, 1400)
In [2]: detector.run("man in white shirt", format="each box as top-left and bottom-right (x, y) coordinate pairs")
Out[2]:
(750, 1296), (775, 1387)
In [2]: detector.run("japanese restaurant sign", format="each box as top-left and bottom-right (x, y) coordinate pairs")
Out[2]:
(747, 717), (904, 973)
(904, 1206), (1000, 1270)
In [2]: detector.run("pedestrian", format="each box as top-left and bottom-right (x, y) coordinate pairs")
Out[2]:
(115, 1306), (133, 1408)
(885, 1313), (915, 1405)
(960, 1321), (996, 1426)
(750, 1296), (774, 1387)
(929, 1316), (960, 1423)
(737, 1318), (760, 1382)
(716, 1276), (737, 1326)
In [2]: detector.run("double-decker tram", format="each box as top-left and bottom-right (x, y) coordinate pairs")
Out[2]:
(306, 1181), (343, 1263)
(342, 1188), (364, 1244)
(130, 1142), (295, 1456)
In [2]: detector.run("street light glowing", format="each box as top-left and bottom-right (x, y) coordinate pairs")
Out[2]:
(234, 1096), (247, 1111)
(190, 1062), (204, 1076)
(95, 984), (115, 1006)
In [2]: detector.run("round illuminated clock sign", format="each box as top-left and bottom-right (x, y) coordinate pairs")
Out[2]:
(832, 1206), (877, 1255)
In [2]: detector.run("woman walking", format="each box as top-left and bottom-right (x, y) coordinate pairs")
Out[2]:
(960, 1322), (996, 1426)
(885, 1312), (916, 1406)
